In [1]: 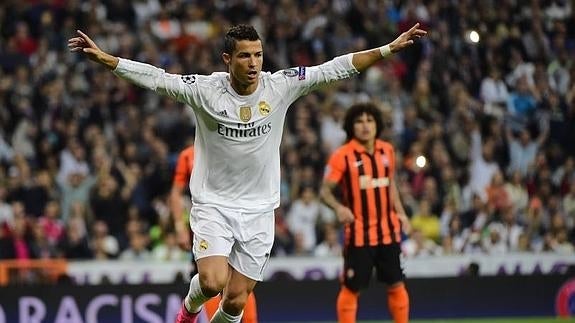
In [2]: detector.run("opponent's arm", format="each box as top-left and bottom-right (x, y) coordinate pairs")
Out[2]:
(169, 184), (191, 251)
(320, 180), (354, 224)
(169, 150), (193, 251)
(351, 23), (427, 72)
(392, 179), (411, 235)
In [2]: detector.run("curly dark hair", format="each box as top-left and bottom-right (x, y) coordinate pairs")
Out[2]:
(223, 24), (261, 54)
(343, 102), (384, 141)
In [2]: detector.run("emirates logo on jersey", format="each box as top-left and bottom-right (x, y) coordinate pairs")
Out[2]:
(239, 106), (252, 122)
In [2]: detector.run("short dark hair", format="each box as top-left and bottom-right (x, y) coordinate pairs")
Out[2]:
(223, 25), (261, 54)
(343, 102), (384, 141)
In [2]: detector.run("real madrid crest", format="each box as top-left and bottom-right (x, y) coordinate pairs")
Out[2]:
(258, 101), (271, 116)
(199, 240), (209, 251)
(238, 106), (252, 122)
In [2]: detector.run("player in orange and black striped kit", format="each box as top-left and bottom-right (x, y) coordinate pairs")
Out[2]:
(320, 103), (411, 323)
(170, 145), (259, 323)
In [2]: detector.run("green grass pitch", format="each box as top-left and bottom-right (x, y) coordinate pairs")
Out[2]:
(284, 318), (574, 323)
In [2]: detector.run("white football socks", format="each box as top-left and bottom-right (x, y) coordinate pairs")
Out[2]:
(210, 305), (243, 323)
(184, 274), (211, 313)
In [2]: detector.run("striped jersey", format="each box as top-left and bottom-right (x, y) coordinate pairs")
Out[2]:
(324, 139), (402, 247)
(113, 54), (358, 212)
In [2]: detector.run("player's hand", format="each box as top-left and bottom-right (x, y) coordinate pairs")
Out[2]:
(400, 216), (412, 236)
(335, 205), (355, 224)
(68, 30), (118, 69)
(389, 23), (427, 53)
(175, 226), (192, 251)
(68, 30), (102, 58)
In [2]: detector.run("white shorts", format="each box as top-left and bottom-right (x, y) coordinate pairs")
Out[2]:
(190, 204), (274, 281)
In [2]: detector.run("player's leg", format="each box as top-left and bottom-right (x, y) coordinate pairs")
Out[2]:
(211, 269), (257, 323)
(375, 244), (409, 323)
(178, 205), (235, 323)
(211, 209), (272, 322)
(337, 246), (374, 323)
(336, 285), (359, 323)
(178, 256), (229, 322)
(387, 282), (409, 323)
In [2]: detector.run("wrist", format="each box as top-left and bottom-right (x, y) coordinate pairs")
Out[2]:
(379, 44), (392, 58)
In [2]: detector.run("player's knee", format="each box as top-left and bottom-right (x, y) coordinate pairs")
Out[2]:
(198, 272), (227, 297)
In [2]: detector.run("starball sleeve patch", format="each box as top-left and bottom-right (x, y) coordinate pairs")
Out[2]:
(181, 75), (196, 84)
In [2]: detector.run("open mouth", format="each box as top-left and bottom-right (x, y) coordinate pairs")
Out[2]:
(247, 71), (258, 79)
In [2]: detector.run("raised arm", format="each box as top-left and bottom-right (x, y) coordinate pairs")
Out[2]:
(68, 30), (119, 69)
(351, 23), (427, 72)
(69, 30), (198, 106)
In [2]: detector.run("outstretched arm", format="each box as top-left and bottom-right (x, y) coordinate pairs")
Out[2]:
(69, 30), (197, 105)
(351, 23), (427, 72)
(68, 30), (119, 70)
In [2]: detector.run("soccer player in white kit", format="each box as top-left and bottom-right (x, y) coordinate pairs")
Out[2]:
(68, 24), (426, 323)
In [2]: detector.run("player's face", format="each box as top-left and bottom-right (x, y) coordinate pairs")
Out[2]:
(353, 113), (377, 144)
(223, 39), (263, 93)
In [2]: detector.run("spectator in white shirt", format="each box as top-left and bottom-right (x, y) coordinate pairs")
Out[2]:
(506, 126), (547, 177)
(480, 67), (509, 108)
(313, 223), (342, 257)
(287, 185), (335, 253)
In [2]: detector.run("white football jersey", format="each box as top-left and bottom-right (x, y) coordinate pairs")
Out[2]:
(113, 55), (358, 212)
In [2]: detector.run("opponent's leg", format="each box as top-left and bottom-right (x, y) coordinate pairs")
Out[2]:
(337, 286), (359, 323)
(210, 268), (257, 323)
(203, 295), (221, 320)
(387, 282), (409, 323)
(241, 292), (258, 323)
(376, 244), (409, 323)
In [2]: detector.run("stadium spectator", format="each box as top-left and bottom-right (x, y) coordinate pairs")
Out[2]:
(467, 122), (501, 202)
(119, 231), (151, 261)
(56, 213), (91, 259)
(89, 220), (119, 260)
(313, 223), (342, 257)
(506, 126), (548, 177)
(286, 185), (335, 254)
(0, 211), (33, 260)
(411, 198), (441, 243)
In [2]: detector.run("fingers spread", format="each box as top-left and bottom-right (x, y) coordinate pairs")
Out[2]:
(408, 23), (420, 33)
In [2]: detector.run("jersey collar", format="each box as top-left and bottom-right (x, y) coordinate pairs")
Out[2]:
(348, 138), (385, 153)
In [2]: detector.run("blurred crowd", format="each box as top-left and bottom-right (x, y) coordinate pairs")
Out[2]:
(0, 0), (574, 263)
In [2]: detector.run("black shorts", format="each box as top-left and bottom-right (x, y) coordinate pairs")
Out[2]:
(342, 243), (405, 291)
